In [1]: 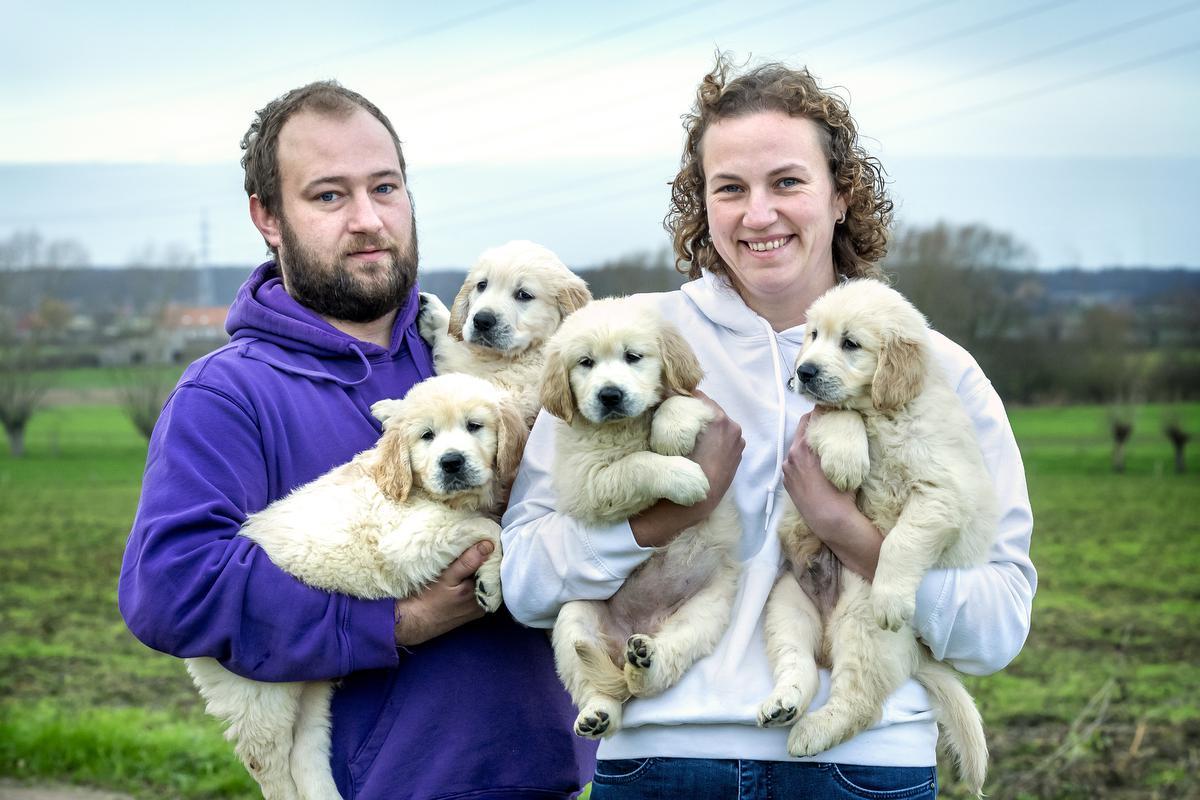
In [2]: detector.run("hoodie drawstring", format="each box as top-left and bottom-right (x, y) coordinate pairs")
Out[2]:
(237, 338), (375, 387)
(757, 318), (790, 532)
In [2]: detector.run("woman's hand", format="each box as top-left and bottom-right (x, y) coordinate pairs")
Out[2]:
(783, 411), (883, 580)
(630, 390), (744, 549)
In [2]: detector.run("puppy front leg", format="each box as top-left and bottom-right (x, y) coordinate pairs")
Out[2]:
(807, 409), (869, 492)
(872, 487), (960, 631)
(624, 559), (739, 698)
(758, 572), (822, 728)
(464, 519), (504, 613)
(649, 395), (714, 457)
(416, 292), (465, 374)
(590, 451), (709, 519)
(552, 600), (627, 738)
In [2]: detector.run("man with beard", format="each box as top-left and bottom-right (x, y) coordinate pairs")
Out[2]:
(118, 82), (591, 800)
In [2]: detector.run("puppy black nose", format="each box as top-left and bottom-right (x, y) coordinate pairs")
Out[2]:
(439, 452), (466, 474)
(796, 363), (820, 384)
(472, 310), (496, 331)
(598, 386), (624, 409)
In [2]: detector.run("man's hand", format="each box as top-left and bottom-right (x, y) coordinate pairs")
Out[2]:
(394, 541), (492, 646)
(630, 390), (744, 548)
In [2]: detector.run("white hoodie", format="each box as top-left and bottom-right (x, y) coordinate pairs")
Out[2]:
(500, 272), (1036, 766)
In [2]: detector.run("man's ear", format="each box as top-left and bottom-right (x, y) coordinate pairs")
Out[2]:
(249, 195), (283, 251)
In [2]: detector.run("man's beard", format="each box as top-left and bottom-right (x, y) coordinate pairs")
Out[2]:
(278, 216), (419, 324)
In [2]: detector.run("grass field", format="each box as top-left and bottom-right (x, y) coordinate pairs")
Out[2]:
(0, 397), (1197, 799)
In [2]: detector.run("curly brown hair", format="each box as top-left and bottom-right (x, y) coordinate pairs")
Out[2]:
(666, 55), (892, 282)
(240, 80), (407, 218)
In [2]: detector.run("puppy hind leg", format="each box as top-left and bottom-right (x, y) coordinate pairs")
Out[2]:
(552, 600), (627, 738)
(758, 573), (822, 728)
(289, 681), (343, 800)
(788, 586), (916, 758)
(624, 562), (738, 699)
(871, 490), (959, 631)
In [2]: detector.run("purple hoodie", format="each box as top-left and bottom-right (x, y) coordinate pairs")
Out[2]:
(119, 262), (593, 799)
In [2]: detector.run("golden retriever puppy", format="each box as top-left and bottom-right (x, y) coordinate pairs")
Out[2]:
(758, 280), (995, 795)
(185, 373), (526, 800)
(418, 240), (592, 425)
(540, 298), (741, 739)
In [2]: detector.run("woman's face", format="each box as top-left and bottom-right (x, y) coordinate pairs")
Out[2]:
(701, 112), (847, 320)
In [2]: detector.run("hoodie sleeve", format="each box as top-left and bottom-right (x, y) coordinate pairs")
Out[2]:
(911, 351), (1037, 676)
(118, 382), (399, 682)
(501, 411), (657, 629)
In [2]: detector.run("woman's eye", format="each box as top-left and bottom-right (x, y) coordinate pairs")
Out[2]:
(476, 280), (488, 291)
(716, 184), (742, 194)
(842, 338), (860, 351)
(624, 351), (642, 364)
(778, 177), (801, 188)
(515, 289), (534, 302)
(466, 421), (483, 433)
(420, 430), (435, 441)
(578, 357), (594, 369)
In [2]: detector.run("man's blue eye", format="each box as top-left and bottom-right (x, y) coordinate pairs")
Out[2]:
(376, 184), (394, 195)
(319, 192), (336, 202)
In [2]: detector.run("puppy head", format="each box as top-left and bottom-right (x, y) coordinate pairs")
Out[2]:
(448, 241), (591, 355)
(790, 280), (929, 413)
(369, 374), (520, 507)
(541, 298), (702, 425)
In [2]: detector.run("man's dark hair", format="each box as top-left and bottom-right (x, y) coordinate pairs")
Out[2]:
(240, 80), (407, 216)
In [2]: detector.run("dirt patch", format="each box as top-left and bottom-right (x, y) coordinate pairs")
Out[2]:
(0, 783), (132, 800)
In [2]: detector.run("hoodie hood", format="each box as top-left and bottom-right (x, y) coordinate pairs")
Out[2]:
(680, 270), (810, 345)
(224, 261), (431, 387)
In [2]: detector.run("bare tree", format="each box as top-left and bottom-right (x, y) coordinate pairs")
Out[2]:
(1108, 407), (1135, 474)
(0, 350), (50, 457)
(114, 368), (173, 441)
(1163, 410), (1191, 474)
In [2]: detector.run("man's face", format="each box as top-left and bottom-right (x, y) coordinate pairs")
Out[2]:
(266, 107), (418, 323)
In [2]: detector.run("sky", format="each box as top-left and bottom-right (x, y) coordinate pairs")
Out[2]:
(2, 0), (1199, 271)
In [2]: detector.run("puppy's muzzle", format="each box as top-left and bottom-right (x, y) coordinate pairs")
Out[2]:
(440, 452), (466, 474)
(437, 450), (480, 492)
(596, 385), (628, 420)
(467, 308), (512, 349)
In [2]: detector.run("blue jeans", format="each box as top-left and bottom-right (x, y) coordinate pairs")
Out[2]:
(589, 758), (937, 799)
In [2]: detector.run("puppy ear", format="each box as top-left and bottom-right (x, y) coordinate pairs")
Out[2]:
(659, 323), (704, 396)
(447, 277), (475, 341)
(871, 332), (926, 412)
(538, 340), (575, 423)
(371, 429), (413, 502)
(370, 399), (404, 428)
(495, 399), (529, 488)
(556, 277), (592, 320)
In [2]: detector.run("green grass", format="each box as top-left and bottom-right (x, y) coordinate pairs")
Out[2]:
(1, 398), (1198, 798)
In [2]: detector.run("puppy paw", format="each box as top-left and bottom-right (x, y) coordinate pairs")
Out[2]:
(787, 713), (839, 758)
(650, 396), (712, 456)
(661, 457), (709, 507)
(819, 442), (870, 493)
(574, 698), (623, 739)
(474, 575), (502, 613)
(808, 410), (869, 491)
(757, 686), (805, 728)
(625, 634), (654, 670)
(871, 586), (916, 632)
(417, 292), (450, 344)
(623, 634), (671, 698)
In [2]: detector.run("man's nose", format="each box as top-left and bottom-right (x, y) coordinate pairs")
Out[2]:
(346, 191), (385, 233)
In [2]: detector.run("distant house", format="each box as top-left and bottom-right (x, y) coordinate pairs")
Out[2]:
(158, 305), (230, 362)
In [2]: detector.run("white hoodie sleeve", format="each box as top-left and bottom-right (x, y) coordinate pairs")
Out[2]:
(912, 348), (1037, 676)
(501, 410), (657, 629)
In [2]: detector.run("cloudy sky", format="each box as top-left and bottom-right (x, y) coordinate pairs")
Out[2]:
(3, 0), (1198, 270)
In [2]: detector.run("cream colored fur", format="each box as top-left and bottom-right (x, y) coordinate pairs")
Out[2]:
(418, 240), (591, 425)
(759, 279), (995, 795)
(185, 373), (527, 800)
(541, 298), (741, 739)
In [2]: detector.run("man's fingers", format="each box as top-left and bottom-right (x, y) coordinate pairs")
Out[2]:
(443, 541), (493, 586)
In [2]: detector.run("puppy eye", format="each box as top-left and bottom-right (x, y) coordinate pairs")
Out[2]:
(515, 289), (535, 302)
(420, 429), (435, 441)
(810, 330), (817, 341)
(624, 351), (642, 364)
(841, 338), (860, 351)
(578, 356), (594, 369)
(466, 421), (483, 433)
(476, 280), (488, 291)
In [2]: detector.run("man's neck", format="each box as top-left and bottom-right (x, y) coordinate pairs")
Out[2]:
(322, 309), (398, 349)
